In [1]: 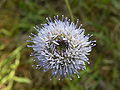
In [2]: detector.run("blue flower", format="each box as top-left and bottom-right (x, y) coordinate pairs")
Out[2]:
(27, 15), (96, 80)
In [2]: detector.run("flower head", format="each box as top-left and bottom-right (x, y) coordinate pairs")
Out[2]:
(27, 15), (96, 80)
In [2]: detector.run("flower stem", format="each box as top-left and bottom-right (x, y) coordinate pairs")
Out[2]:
(65, 0), (74, 22)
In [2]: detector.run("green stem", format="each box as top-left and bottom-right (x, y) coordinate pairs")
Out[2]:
(65, 0), (74, 22)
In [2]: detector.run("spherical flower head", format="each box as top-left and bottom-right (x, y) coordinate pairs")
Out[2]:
(27, 15), (96, 80)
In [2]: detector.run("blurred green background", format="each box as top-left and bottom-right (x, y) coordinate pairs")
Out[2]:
(0, 0), (120, 90)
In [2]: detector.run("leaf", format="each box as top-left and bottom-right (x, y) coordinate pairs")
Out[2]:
(13, 76), (31, 84)
(112, 0), (120, 10)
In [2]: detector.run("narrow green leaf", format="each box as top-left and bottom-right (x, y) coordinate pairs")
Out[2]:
(13, 76), (31, 84)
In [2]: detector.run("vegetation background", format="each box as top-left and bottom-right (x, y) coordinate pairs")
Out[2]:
(0, 0), (120, 90)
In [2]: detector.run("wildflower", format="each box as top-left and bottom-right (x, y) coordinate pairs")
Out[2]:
(27, 15), (96, 80)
